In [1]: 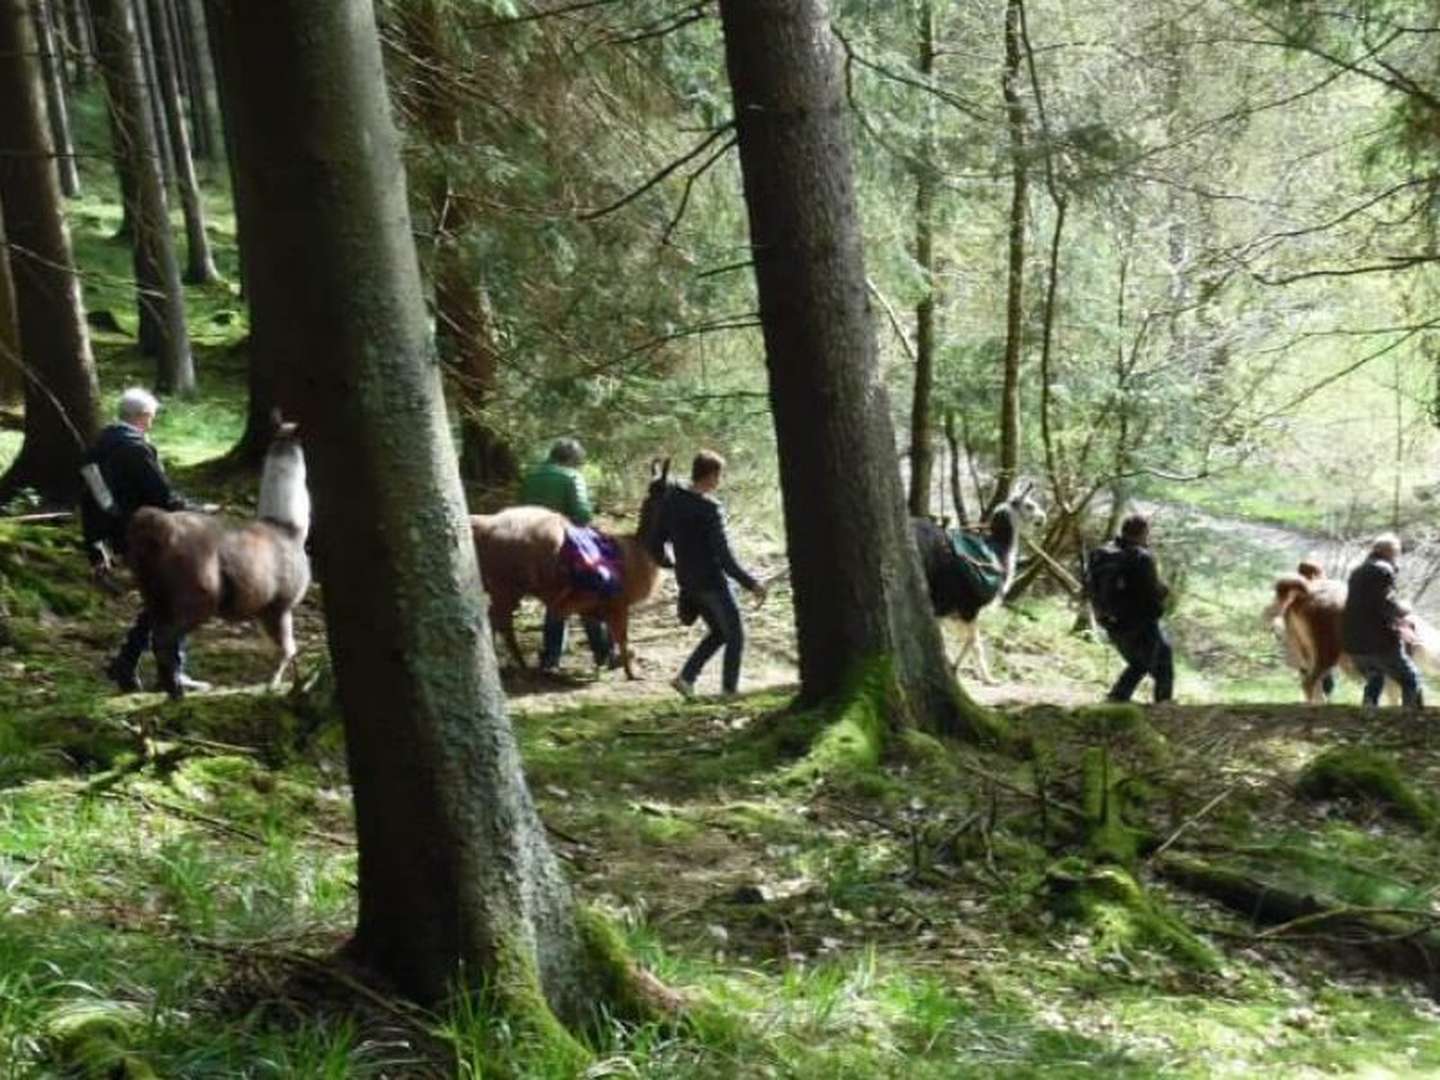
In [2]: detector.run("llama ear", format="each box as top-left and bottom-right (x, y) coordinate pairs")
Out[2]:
(649, 457), (662, 481)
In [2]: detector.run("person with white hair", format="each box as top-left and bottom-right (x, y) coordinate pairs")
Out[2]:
(79, 387), (207, 693)
(1342, 532), (1423, 709)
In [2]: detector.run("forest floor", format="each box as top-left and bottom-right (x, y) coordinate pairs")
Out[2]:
(5, 494), (1440, 1077)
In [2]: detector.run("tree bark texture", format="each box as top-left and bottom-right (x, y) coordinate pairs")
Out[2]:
(0, 0), (100, 502)
(717, 0), (960, 725)
(906, 0), (937, 519)
(0, 209), (24, 404)
(208, 0), (606, 1018)
(994, 0), (1027, 510)
(31, 0), (81, 197)
(145, 0), (216, 283)
(88, 0), (195, 394)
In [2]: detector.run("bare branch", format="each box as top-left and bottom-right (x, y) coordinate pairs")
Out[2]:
(580, 122), (736, 221)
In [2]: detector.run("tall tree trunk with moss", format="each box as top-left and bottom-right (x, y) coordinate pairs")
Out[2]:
(89, 0), (194, 395)
(906, 0), (938, 519)
(0, 0), (100, 503)
(208, 0), (659, 1030)
(398, 0), (518, 505)
(717, 0), (988, 738)
(993, 0), (1027, 510)
(32, 0), (81, 197)
(145, 0), (216, 283)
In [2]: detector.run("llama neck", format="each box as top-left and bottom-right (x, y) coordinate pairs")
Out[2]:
(991, 509), (1019, 592)
(258, 451), (311, 542)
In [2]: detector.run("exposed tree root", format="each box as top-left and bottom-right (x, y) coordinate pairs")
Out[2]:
(1157, 853), (1440, 996)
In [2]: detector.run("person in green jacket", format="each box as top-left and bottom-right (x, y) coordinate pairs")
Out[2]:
(519, 438), (615, 671)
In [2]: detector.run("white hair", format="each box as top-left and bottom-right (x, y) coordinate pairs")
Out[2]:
(117, 387), (160, 422)
(1372, 532), (1402, 560)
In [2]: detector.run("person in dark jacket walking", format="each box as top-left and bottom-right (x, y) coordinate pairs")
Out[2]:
(1093, 513), (1174, 704)
(658, 450), (766, 699)
(517, 437), (614, 672)
(1342, 533), (1422, 709)
(80, 388), (208, 693)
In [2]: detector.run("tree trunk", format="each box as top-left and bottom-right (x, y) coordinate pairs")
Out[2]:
(994, 0), (1027, 509)
(0, 209), (24, 404)
(145, 0), (216, 283)
(32, 0), (81, 197)
(175, 0), (218, 162)
(0, 0), (101, 504)
(208, 0), (648, 1031)
(128, 0), (171, 190)
(905, 0), (937, 519)
(61, 0), (95, 89)
(717, 0), (979, 736)
(89, 0), (195, 395)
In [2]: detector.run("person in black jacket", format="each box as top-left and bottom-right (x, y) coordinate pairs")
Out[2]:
(1096, 513), (1174, 704)
(1342, 533), (1422, 709)
(657, 450), (766, 699)
(80, 388), (208, 693)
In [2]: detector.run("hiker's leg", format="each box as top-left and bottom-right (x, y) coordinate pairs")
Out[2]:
(680, 590), (726, 685)
(539, 612), (566, 670)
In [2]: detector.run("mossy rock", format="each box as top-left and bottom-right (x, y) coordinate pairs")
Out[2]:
(1046, 857), (1219, 970)
(1079, 746), (1147, 866)
(1297, 747), (1437, 829)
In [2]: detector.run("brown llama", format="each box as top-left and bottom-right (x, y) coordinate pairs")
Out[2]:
(126, 421), (310, 700)
(471, 460), (672, 679)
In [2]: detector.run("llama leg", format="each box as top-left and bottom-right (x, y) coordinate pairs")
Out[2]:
(262, 609), (298, 692)
(612, 610), (637, 680)
(951, 620), (976, 674)
(493, 599), (526, 670)
(971, 626), (998, 685)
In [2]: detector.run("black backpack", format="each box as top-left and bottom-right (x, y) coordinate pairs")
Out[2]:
(1085, 544), (1129, 624)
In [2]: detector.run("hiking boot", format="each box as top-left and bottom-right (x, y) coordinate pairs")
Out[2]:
(670, 675), (695, 700)
(175, 674), (212, 693)
(104, 658), (142, 693)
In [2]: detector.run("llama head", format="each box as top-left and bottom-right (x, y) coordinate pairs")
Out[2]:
(1006, 482), (1047, 533)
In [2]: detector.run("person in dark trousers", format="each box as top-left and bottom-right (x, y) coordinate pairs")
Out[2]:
(1342, 533), (1423, 709)
(517, 437), (614, 672)
(80, 388), (210, 693)
(1093, 513), (1174, 704)
(658, 450), (767, 699)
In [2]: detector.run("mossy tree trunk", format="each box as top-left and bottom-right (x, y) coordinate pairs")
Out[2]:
(208, 0), (651, 1029)
(718, 0), (991, 739)
(0, 0), (100, 504)
(88, 0), (195, 395)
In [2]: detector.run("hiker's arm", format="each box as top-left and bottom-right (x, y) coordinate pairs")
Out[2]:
(568, 473), (594, 526)
(710, 507), (758, 593)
